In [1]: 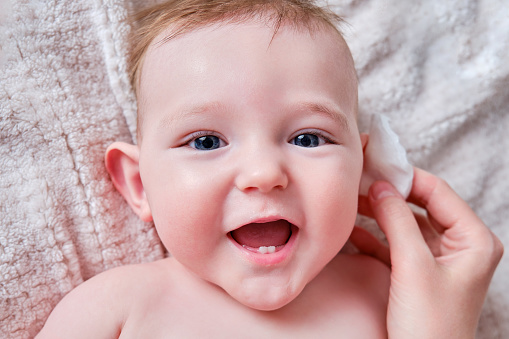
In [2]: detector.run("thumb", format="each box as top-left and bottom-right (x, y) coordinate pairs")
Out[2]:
(369, 181), (431, 263)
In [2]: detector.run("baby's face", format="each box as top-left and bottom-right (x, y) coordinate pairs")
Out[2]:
(137, 21), (363, 310)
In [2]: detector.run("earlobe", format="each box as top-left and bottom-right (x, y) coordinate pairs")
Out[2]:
(105, 142), (153, 222)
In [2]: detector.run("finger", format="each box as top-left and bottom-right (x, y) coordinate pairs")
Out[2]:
(369, 180), (432, 262)
(349, 226), (391, 266)
(407, 168), (483, 231)
(408, 168), (503, 269)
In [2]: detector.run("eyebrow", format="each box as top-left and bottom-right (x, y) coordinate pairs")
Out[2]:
(158, 101), (228, 130)
(158, 101), (350, 131)
(294, 102), (350, 132)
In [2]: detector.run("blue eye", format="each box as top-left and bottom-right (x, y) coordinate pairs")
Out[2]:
(292, 134), (321, 148)
(192, 135), (222, 150)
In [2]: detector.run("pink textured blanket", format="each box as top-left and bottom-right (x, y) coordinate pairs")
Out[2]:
(1, 0), (507, 337)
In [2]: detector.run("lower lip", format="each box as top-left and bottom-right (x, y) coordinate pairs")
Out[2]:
(228, 225), (299, 266)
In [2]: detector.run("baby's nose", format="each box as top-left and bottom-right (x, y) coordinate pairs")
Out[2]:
(234, 149), (288, 193)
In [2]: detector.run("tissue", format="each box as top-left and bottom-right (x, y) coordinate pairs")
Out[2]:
(359, 114), (413, 198)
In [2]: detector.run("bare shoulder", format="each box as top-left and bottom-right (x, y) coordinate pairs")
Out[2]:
(36, 258), (176, 339)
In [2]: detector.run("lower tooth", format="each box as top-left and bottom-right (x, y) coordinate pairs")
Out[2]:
(257, 246), (276, 254)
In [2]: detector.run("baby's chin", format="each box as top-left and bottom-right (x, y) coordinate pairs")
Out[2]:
(231, 290), (300, 312)
(222, 277), (308, 311)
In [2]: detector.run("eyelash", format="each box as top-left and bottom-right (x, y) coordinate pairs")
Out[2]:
(183, 131), (227, 147)
(291, 130), (337, 145)
(180, 130), (337, 148)
(187, 130), (221, 140)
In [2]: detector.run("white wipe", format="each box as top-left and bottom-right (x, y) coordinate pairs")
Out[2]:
(359, 114), (413, 198)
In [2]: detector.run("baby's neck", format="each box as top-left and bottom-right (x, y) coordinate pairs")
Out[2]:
(124, 255), (389, 338)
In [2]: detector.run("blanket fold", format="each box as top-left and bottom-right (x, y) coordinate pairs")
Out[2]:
(0, 1), (165, 337)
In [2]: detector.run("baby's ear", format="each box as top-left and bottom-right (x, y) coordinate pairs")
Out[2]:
(105, 142), (153, 222)
(360, 133), (369, 152)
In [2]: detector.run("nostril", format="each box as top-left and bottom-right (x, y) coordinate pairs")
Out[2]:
(235, 165), (288, 193)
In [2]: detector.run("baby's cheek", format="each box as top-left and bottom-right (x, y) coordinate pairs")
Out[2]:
(315, 163), (360, 234)
(152, 193), (222, 260)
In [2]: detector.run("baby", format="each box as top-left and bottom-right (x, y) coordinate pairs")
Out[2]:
(37, 0), (503, 338)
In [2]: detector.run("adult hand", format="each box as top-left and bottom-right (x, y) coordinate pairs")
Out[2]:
(350, 167), (503, 339)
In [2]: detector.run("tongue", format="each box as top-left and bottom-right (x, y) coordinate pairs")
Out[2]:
(231, 220), (291, 248)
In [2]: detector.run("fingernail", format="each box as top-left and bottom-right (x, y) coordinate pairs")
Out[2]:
(370, 181), (397, 200)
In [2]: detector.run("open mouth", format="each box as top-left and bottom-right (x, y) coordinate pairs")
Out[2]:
(230, 219), (294, 254)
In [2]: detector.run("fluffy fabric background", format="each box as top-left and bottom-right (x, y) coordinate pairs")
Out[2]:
(0, 0), (507, 337)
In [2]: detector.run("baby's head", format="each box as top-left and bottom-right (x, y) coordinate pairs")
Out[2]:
(107, 0), (366, 311)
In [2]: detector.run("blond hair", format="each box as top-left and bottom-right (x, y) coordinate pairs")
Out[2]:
(128, 0), (345, 138)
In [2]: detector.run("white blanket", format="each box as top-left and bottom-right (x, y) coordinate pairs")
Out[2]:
(0, 0), (507, 337)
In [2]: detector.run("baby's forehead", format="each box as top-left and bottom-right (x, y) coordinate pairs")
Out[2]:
(144, 19), (353, 74)
(131, 2), (358, 141)
(136, 20), (358, 137)
(141, 21), (356, 97)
